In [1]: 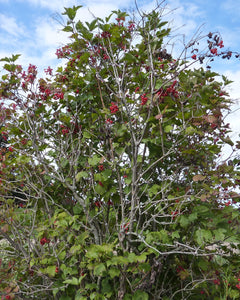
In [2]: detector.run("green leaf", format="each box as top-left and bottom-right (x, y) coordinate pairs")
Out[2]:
(172, 231), (180, 239)
(80, 52), (90, 64)
(133, 290), (149, 300)
(195, 229), (213, 245)
(62, 6), (82, 20)
(93, 263), (106, 276)
(63, 277), (79, 285)
(60, 157), (69, 168)
(229, 289), (240, 298)
(159, 21), (168, 27)
(148, 184), (160, 197)
(188, 212), (198, 222)
(125, 177), (132, 185)
(115, 124), (127, 137)
(58, 251), (66, 260)
(95, 183), (105, 195)
(222, 135), (234, 146)
(109, 267), (120, 278)
(70, 244), (81, 254)
(101, 278), (112, 294)
(124, 53), (137, 63)
(73, 203), (83, 214)
(86, 19), (98, 31)
(85, 251), (98, 259)
(0, 56), (11, 62)
(179, 215), (190, 228)
(78, 274), (86, 284)
(164, 125), (173, 133)
(88, 155), (100, 166)
(213, 228), (226, 241)
(76, 171), (88, 182)
(16, 155), (31, 164)
(128, 253), (137, 263)
(213, 255), (229, 266)
(185, 126), (196, 135)
(83, 131), (91, 139)
(0, 54), (21, 62)
(75, 294), (87, 300)
(62, 26), (73, 32)
(60, 296), (72, 300)
(102, 169), (112, 179)
(46, 265), (57, 277)
(193, 205), (209, 214)
(198, 259), (209, 271)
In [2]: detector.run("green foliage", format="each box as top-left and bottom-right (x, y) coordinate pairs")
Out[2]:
(0, 4), (240, 300)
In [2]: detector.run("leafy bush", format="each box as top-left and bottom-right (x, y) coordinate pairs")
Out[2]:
(0, 4), (240, 300)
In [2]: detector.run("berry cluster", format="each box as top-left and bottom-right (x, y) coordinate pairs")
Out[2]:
(110, 102), (119, 114)
(140, 93), (148, 106)
(40, 237), (50, 245)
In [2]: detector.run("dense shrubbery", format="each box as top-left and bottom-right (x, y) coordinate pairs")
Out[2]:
(0, 4), (240, 300)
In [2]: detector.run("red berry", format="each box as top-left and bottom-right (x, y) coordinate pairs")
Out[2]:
(110, 102), (119, 114)
(98, 165), (104, 171)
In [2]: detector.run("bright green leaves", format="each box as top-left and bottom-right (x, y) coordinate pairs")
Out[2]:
(0, 3), (239, 300)
(95, 182), (105, 195)
(132, 291), (149, 300)
(85, 19), (98, 31)
(62, 5), (82, 21)
(40, 265), (58, 277)
(85, 244), (114, 260)
(112, 10), (129, 21)
(63, 276), (82, 285)
(88, 155), (101, 167)
(148, 184), (161, 197)
(0, 54), (21, 63)
(213, 228), (227, 241)
(93, 263), (106, 276)
(146, 230), (170, 244)
(164, 125), (173, 133)
(76, 21), (93, 40)
(179, 212), (198, 228)
(222, 74), (233, 86)
(60, 157), (69, 169)
(62, 26), (73, 33)
(195, 229), (213, 245)
(123, 52), (138, 63)
(108, 267), (120, 278)
(76, 171), (88, 182)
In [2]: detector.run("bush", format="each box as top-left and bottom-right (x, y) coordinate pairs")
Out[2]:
(0, 4), (240, 300)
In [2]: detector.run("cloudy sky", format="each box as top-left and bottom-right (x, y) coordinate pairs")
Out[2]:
(0, 0), (239, 154)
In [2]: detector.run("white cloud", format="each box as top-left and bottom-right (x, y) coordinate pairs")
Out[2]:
(18, 0), (78, 11)
(222, 70), (240, 144)
(74, 4), (119, 23)
(34, 16), (70, 48)
(0, 13), (25, 37)
(18, 0), (132, 11)
(165, 0), (204, 36)
(224, 70), (240, 102)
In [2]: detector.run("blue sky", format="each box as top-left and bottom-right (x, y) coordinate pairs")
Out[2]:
(0, 0), (239, 151)
(0, 0), (239, 70)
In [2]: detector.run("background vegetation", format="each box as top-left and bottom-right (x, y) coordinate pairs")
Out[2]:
(0, 4), (240, 299)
